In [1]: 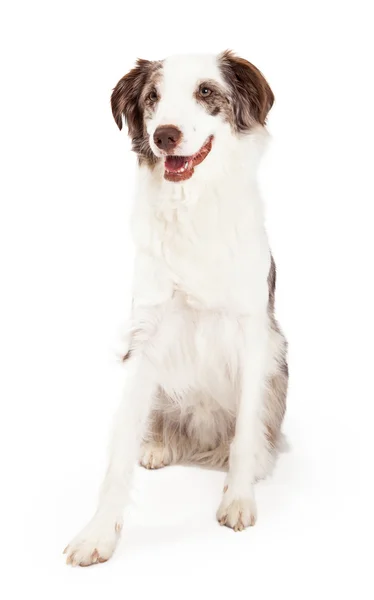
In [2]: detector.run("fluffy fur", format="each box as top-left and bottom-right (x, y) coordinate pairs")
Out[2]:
(64, 51), (288, 566)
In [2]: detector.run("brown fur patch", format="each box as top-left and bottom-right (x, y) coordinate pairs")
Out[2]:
(267, 254), (277, 313)
(219, 50), (274, 130)
(194, 79), (230, 118)
(122, 350), (131, 362)
(111, 59), (162, 167)
(265, 254), (288, 449)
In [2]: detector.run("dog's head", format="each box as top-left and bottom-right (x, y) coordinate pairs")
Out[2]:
(111, 51), (274, 183)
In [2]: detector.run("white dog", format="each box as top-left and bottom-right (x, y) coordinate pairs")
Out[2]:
(64, 51), (288, 566)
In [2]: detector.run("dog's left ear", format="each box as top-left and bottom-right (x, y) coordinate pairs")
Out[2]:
(219, 50), (274, 130)
(111, 58), (154, 133)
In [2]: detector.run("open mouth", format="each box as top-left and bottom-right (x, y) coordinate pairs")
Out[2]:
(164, 136), (213, 182)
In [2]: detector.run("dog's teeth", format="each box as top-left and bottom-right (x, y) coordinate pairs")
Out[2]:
(185, 161), (188, 168)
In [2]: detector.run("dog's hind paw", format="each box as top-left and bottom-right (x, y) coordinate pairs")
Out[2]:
(139, 442), (171, 470)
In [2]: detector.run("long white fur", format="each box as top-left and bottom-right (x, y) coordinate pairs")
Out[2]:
(65, 54), (284, 566)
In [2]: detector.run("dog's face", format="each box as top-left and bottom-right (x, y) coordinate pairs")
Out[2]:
(111, 51), (274, 183)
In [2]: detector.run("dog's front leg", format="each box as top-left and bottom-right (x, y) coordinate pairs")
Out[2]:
(64, 355), (157, 566)
(217, 315), (269, 531)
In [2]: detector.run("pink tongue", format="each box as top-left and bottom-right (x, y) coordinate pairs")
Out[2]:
(165, 156), (186, 172)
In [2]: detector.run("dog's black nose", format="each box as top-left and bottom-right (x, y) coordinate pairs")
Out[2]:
(153, 126), (182, 152)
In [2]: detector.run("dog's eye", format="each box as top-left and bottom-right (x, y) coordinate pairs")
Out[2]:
(147, 90), (158, 103)
(199, 85), (212, 98)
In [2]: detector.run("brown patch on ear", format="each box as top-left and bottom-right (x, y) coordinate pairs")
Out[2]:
(219, 50), (274, 130)
(111, 59), (152, 132)
(111, 59), (162, 167)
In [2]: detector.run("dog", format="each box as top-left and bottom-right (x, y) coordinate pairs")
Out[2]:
(64, 51), (288, 566)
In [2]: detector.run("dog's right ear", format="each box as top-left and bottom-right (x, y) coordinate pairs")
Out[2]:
(111, 59), (153, 133)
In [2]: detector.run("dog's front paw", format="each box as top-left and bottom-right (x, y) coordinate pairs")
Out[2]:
(216, 487), (257, 531)
(64, 516), (122, 567)
(140, 442), (171, 469)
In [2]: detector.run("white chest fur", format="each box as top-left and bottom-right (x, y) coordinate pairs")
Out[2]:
(131, 165), (270, 315)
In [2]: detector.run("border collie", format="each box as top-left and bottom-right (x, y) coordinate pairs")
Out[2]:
(64, 51), (288, 566)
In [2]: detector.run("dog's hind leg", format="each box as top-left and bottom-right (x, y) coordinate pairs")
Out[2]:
(139, 441), (172, 469)
(140, 403), (234, 470)
(140, 408), (184, 469)
(139, 410), (172, 469)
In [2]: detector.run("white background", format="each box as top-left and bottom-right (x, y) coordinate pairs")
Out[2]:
(1, 1), (373, 598)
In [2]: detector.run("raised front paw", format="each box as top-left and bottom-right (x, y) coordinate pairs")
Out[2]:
(64, 516), (122, 567)
(216, 487), (257, 531)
